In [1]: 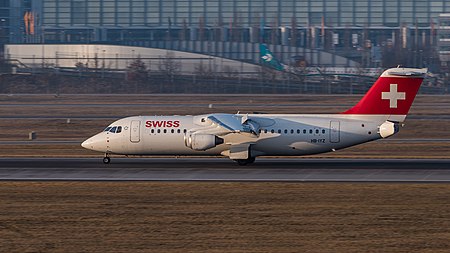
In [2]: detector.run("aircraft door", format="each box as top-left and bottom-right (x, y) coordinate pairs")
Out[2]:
(130, 120), (141, 143)
(330, 121), (340, 143)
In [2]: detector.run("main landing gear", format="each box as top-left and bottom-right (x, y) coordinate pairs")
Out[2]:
(234, 157), (255, 166)
(103, 154), (111, 164)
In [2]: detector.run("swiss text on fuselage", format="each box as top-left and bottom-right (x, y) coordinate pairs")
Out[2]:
(145, 120), (180, 128)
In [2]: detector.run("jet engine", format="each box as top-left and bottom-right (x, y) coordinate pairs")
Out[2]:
(379, 121), (399, 138)
(184, 133), (224, 151)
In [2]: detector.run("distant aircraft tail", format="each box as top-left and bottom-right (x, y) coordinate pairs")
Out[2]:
(259, 44), (285, 71)
(342, 67), (427, 122)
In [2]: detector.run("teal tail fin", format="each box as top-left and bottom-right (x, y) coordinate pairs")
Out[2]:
(259, 44), (285, 71)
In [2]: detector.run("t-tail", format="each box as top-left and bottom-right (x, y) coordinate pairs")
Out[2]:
(343, 67), (428, 122)
(259, 44), (286, 71)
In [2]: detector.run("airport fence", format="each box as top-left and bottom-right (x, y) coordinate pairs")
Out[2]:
(0, 66), (447, 95)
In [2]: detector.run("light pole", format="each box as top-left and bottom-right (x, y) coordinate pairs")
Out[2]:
(41, 26), (46, 69)
(0, 18), (6, 48)
(102, 49), (106, 78)
(0, 19), (5, 73)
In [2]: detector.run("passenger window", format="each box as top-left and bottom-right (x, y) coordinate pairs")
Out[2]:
(278, 130), (281, 134)
(171, 129), (175, 134)
(264, 129), (268, 133)
(177, 129), (181, 134)
(271, 129), (274, 133)
(109, 126), (117, 133)
(163, 129), (167, 134)
(297, 129), (300, 134)
(303, 129), (306, 134)
(291, 129), (294, 134)
(284, 130), (288, 134)
(151, 129), (155, 134)
(309, 129), (313, 134)
(322, 129), (326, 134)
(183, 129), (187, 133)
(157, 129), (161, 134)
(316, 129), (319, 134)
(116, 126), (122, 133)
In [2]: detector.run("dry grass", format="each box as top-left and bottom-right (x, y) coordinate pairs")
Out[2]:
(1, 182), (450, 253)
(1, 94), (450, 117)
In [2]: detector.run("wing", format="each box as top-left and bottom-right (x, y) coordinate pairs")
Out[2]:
(188, 113), (262, 137)
(184, 113), (277, 153)
(208, 114), (261, 136)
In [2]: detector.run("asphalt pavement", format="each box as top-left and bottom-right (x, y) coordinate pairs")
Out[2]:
(1, 158), (449, 182)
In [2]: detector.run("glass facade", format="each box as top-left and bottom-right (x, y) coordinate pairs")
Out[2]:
(0, 0), (10, 46)
(39, 0), (450, 28)
(438, 14), (450, 64)
(32, 0), (446, 50)
(2, 0), (34, 46)
(4, 0), (448, 67)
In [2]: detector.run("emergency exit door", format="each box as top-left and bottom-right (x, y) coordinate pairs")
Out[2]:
(330, 121), (340, 143)
(130, 120), (141, 143)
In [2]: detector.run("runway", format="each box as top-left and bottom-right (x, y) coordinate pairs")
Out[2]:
(1, 158), (450, 182)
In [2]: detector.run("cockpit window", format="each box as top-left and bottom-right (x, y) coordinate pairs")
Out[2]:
(105, 125), (123, 133)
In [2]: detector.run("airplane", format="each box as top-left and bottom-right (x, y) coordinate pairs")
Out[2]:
(82, 67), (427, 165)
(259, 44), (382, 79)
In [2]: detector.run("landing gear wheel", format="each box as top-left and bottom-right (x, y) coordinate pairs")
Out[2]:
(235, 157), (255, 166)
(103, 156), (111, 164)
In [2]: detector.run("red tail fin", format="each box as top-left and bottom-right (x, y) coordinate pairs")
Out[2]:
(343, 68), (427, 121)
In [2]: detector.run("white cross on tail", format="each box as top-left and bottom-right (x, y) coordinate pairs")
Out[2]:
(381, 84), (406, 108)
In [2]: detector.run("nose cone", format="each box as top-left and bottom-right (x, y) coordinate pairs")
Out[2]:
(81, 133), (107, 152)
(81, 138), (92, 149)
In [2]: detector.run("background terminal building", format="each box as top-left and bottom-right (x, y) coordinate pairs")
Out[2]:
(2, 0), (450, 70)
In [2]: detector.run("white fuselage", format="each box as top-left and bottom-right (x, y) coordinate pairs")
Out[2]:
(82, 113), (389, 157)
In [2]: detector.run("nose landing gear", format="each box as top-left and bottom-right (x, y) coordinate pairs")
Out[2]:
(103, 155), (111, 164)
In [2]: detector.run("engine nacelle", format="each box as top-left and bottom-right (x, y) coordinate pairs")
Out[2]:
(379, 121), (399, 138)
(184, 134), (224, 151)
